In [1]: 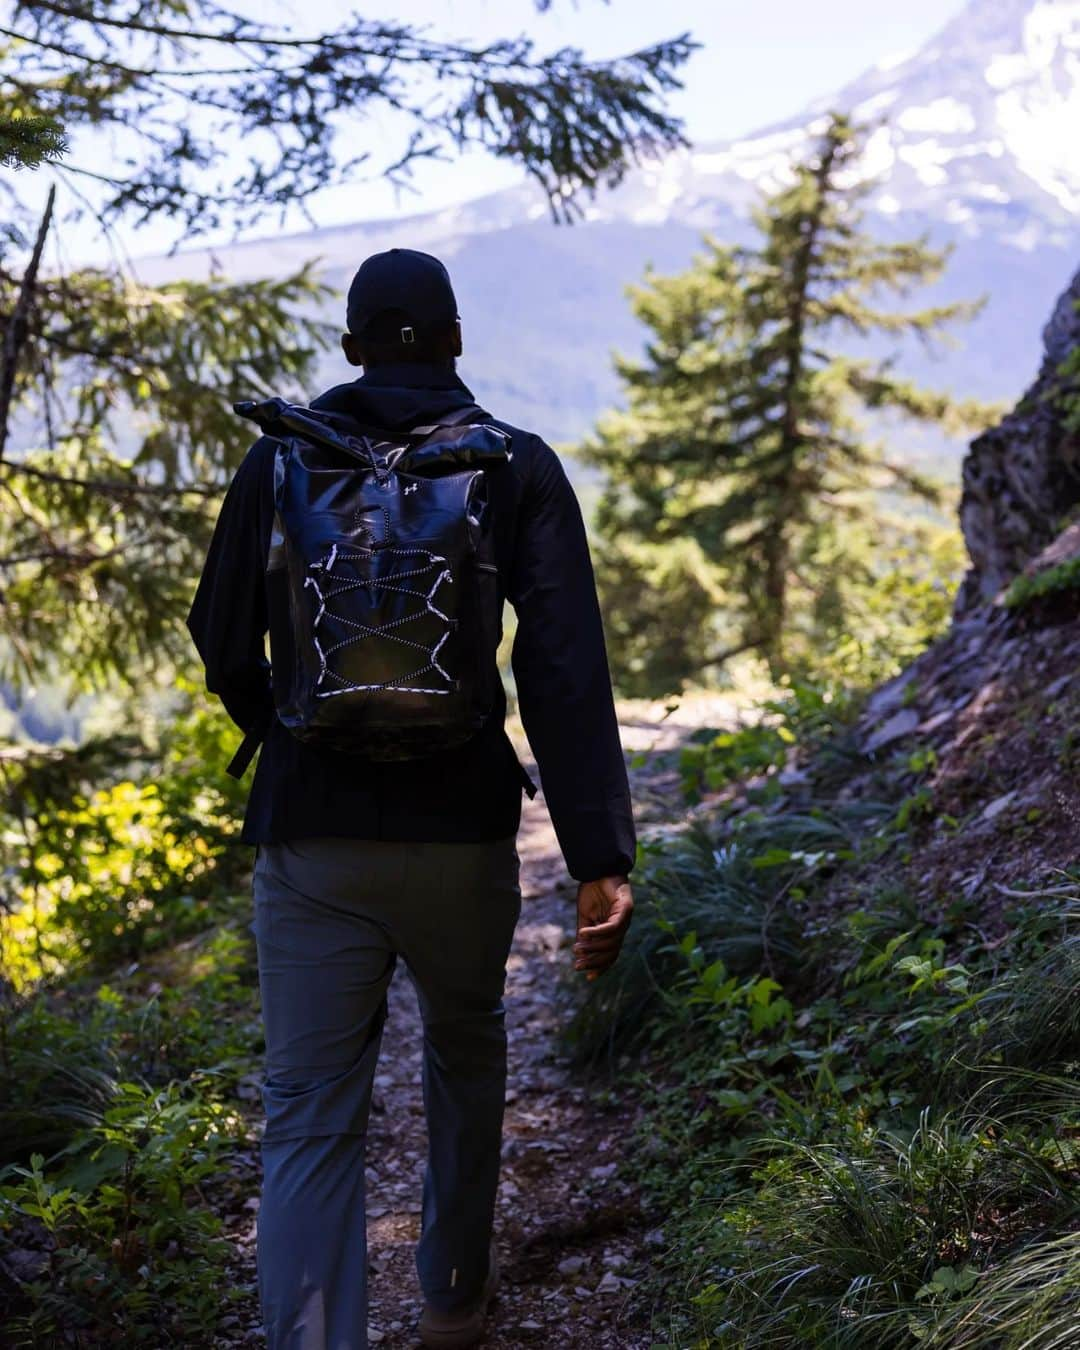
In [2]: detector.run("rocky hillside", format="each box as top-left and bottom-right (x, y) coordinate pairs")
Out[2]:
(958, 265), (1080, 608)
(854, 263), (1080, 903)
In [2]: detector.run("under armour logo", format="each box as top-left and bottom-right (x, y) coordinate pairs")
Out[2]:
(404, 483), (419, 495)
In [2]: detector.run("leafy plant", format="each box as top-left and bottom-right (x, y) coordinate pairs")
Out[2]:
(679, 720), (792, 799)
(606, 708), (1080, 1349)
(1, 682), (251, 986)
(1004, 555), (1080, 610)
(0, 915), (259, 1343)
(922, 1231), (1080, 1349)
(1, 1080), (245, 1345)
(568, 816), (813, 1065)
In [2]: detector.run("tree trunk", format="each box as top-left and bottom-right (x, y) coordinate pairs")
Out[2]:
(761, 526), (788, 675)
(767, 134), (840, 672)
(0, 185), (56, 463)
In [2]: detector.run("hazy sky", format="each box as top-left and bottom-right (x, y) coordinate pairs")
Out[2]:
(50, 0), (972, 259)
(253, 0), (970, 230)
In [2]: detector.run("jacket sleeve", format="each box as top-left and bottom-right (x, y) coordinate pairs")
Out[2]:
(186, 439), (275, 737)
(508, 435), (636, 882)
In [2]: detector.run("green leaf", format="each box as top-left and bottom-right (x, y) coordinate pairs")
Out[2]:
(751, 848), (794, 869)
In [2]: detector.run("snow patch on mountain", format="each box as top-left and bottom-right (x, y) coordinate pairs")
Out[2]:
(853, 89), (900, 121)
(897, 98), (978, 134)
(877, 47), (919, 73)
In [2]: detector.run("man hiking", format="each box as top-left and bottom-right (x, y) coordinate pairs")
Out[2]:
(187, 247), (636, 1350)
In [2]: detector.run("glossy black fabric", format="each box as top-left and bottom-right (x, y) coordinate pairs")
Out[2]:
(245, 401), (508, 757)
(186, 363), (636, 882)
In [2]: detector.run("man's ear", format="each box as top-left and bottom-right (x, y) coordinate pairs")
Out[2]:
(341, 332), (364, 367)
(451, 320), (463, 358)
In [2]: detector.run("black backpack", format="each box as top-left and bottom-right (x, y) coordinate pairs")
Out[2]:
(227, 396), (511, 773)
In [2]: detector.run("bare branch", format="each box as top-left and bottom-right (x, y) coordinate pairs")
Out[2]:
(1, 458), (219, 498)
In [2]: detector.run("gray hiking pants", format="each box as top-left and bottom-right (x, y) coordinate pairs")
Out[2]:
(247, 834), (522, 1350)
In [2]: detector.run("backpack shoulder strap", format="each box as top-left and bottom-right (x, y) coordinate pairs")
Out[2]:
(408, 404), (489, 438)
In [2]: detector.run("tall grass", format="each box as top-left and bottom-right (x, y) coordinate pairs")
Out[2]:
(924, 1231), (1080, 1349)
(977, 902), (1080, 1068)
(608, 741), (1080, 1347)
(662, 1109), (1076, 1349)
(567, 804), (887, 1065)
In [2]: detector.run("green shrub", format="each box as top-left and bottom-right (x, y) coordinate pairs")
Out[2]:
(567, 815), (824, 1065)
(570, 728), (896, 1066)
(0, 1080), (247, 1346)
(634, 882), (1080, 1348)
(679, 722), (792, 799)
(0, 922), (259, 1344)
(960, 901), (1080, 1123)
(679, 681), (864, 802)
(1, 680), (252, 986)
(1003, 555), (1080, 609)
(619, 692), (1080, 1350)
(0, 925), (259, 1169)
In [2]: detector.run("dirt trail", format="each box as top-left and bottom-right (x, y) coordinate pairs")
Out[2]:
(360, 792), (655, 1349)
(224, 784), (660, 1349)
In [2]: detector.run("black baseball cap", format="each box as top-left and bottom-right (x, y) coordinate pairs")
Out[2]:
(345, 248), (459, 342)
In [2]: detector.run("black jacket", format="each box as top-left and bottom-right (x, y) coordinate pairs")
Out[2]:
(186, 362), (635, 881)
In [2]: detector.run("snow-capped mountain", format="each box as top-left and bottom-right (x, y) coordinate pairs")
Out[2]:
(148, 0), (1080, 448)
(670, 0), (1080, 243)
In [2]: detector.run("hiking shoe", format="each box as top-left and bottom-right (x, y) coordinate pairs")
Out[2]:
(418, 1242), (499, 1349)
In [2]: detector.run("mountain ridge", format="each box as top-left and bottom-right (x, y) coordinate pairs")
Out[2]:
(142, 0), (1079, 445)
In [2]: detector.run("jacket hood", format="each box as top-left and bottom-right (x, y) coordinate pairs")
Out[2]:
(309, 363), (488, 433)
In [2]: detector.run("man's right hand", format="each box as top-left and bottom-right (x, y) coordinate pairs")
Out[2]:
(573, 876), (634, 981)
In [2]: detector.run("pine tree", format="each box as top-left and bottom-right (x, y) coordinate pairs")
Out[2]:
(0, 1), (694, 691)
(0, 111), (66, 170)
(582, 114), (996, 692)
